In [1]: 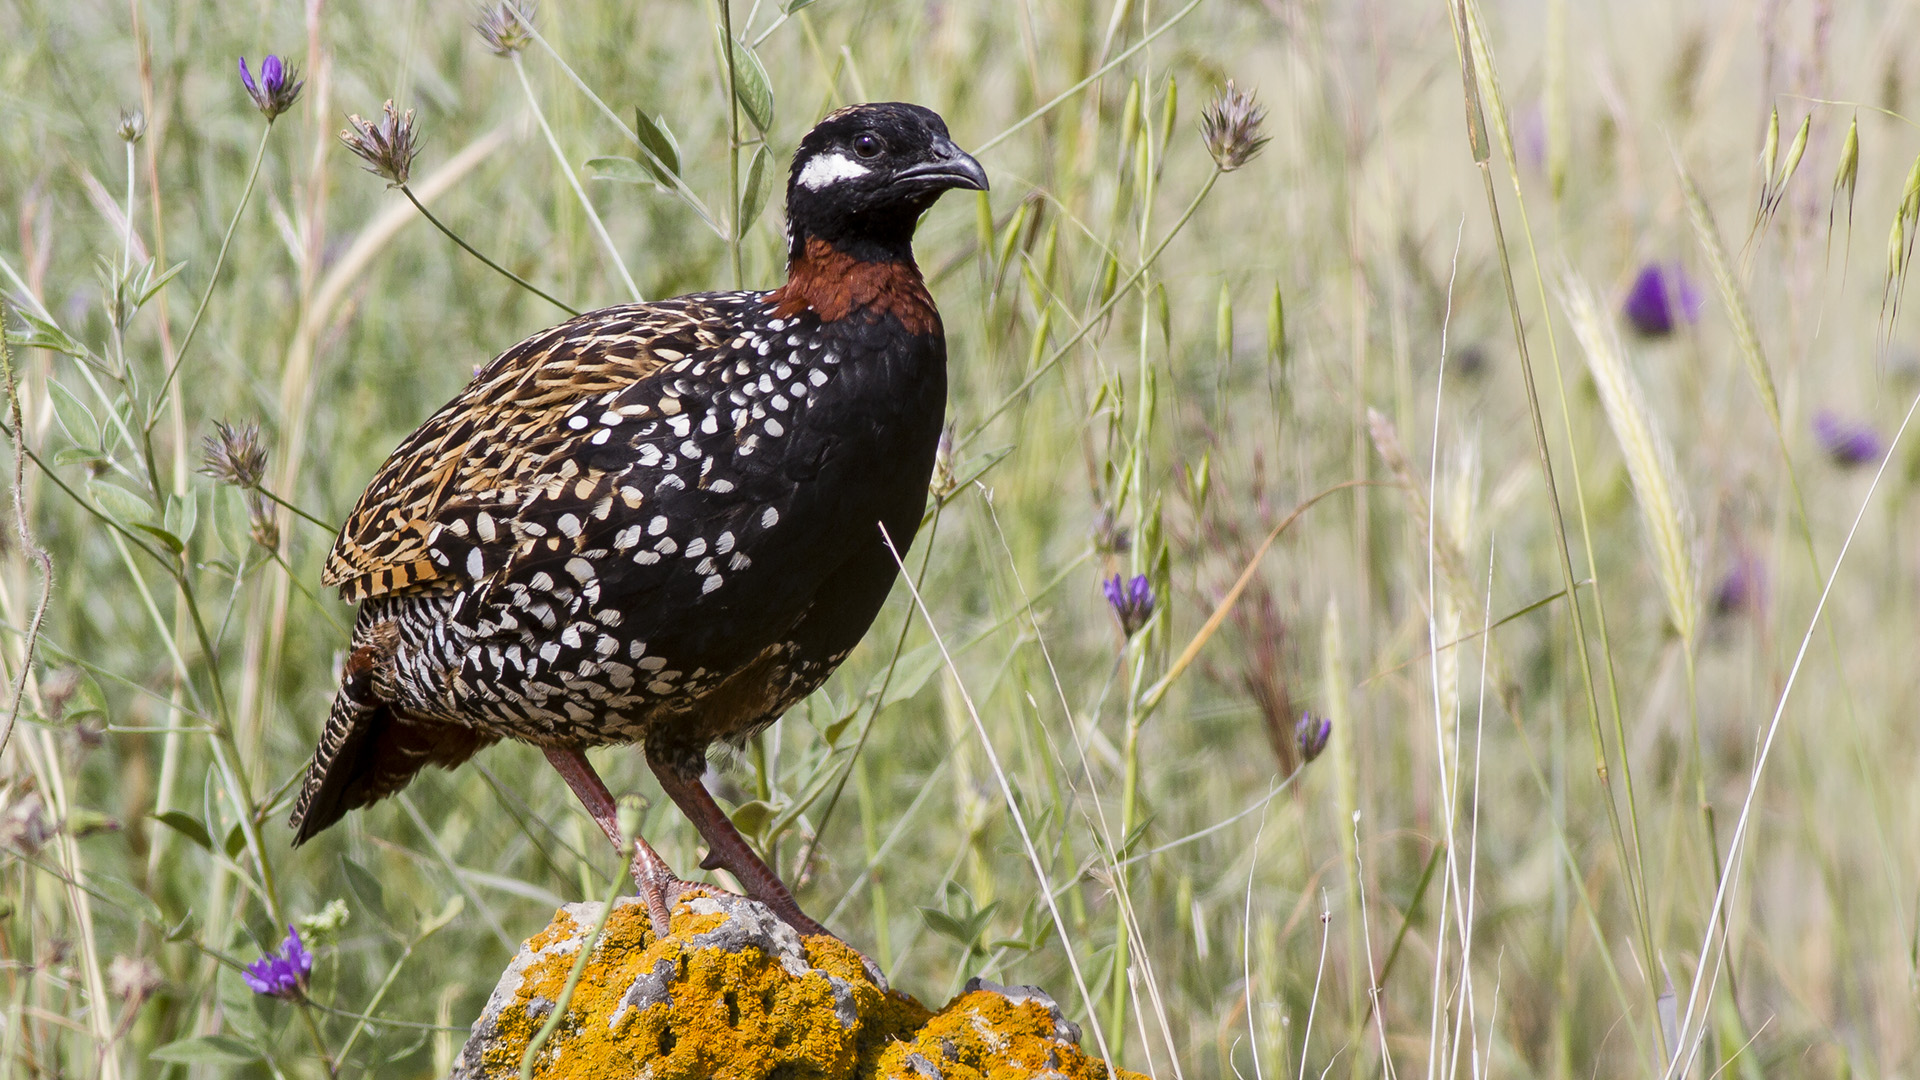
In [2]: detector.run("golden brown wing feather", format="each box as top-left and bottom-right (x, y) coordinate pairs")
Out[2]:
(323, 299), (744, 602)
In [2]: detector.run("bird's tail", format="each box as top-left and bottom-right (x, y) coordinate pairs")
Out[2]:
(289, 643), (492, 845)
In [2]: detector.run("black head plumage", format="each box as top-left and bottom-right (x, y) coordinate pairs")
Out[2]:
(783, 102), (988, 264)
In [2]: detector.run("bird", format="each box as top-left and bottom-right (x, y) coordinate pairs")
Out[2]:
(289, 102), (987, 952)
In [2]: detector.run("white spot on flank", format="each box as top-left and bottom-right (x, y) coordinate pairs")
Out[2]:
(703, 574), (724, 594)
(565, 557), (595, 583)
(761, 507), (779, 528)
(797, 151), (872, 190)
(467, 549), (486, 578)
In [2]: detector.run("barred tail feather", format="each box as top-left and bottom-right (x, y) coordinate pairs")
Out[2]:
(289, 649), (494, 845)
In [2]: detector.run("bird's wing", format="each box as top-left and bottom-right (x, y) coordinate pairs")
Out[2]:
(323, 300), (736, 602)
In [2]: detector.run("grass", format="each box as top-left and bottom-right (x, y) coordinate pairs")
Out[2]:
(1, 0), (1918, 1076)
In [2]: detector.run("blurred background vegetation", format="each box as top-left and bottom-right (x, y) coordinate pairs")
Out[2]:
(1, 0), (1916, 1076)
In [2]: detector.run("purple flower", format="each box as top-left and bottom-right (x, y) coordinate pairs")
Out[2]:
(1712, 550), (1766, 616)
(1102, 573), (1154, 637)
(1621, 263), (1702, 337)
(1813, 409), (1883, 467)
(242, 926), (312, 999)
(1294, 712), (1331, 767)
(239, 55), (304, 122)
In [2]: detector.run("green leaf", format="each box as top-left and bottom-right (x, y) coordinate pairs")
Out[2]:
(878, 642), (944, 709)
(223, 822), (247, 859)
(586, 156), (650, 185)
(740, 144), (774, 230)
(728, 799), (778, 842)
(728, 39), (775, 132)
(633, 109), (682, 182)
(919, 907), (971, 943)
(87, 477), (154, 525)
(46, 381), (100, 449)
(417, 894), (465, 937)
(820, 708), (858, 748)
(215, 486), (252, 557)
(164, 492), (198, 548)
(9, 309), (89, 360)
(130, 522), (184, 555)
(137, 260), (188, 308)
(51, 447), (102, 467)
(92, 873), (166, 929)
(342, 856), (393, 927)
(150, 1035), (261, 1065)
(152, 810), (213, 851)
(785, 0), (821, 11)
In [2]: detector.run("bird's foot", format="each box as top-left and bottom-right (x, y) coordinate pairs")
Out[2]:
(629, 855), (704, 941)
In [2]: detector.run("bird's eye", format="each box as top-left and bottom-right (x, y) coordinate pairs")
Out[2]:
(852, 133), (884, 159)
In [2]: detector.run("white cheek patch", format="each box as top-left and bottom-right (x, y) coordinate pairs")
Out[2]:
(797, 152), (871, 190)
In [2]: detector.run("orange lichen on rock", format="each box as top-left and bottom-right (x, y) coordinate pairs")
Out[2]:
(453, 891), (1143, 1080)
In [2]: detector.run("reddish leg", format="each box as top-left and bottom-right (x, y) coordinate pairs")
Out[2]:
(543, 747), (688, 939)
(646, 756), (835, 940)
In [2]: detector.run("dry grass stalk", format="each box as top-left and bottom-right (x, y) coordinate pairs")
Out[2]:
(1562, 275), (1700, 644)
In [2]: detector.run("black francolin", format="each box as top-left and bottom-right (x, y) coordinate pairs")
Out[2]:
(290, 103), (986, 950)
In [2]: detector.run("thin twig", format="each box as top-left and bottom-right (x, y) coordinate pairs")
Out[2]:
(401, 186), (580, 316)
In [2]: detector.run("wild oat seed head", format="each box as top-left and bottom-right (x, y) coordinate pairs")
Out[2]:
(116, 108), (146, 143)
(200, 421), (268, 489)
(340, 101), (419, 187)
(239, 55), (304, 123)
(474, 0), (537, 56)
(1199, 80), (1269, 172)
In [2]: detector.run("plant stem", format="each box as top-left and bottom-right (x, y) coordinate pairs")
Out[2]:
(521, 873), (628, 1079)
(719, 0), (744, 289)
(511, 55), (643, 303)
(401, 186), (579, 316)
(149, 125), (272, 430)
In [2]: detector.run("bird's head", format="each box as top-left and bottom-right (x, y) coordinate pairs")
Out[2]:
(783, 102), (988, 266)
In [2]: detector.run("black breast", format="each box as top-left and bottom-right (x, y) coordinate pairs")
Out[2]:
(397, 294), (947, 750)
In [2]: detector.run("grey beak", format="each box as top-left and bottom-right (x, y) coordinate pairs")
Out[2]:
(896, 140), (990, 192)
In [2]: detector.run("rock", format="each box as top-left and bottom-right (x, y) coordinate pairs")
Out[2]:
(453, 888), (1142, 1080)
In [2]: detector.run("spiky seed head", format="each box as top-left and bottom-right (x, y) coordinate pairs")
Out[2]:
(239, 55), (304, 123)
(200, 421), (268, 489)
(340, 101), (419, 187)
(474, 1), (536, 56)
(116, 108), (146, 143)
(107, 955), (161, 1002)
(1199, 80), (1269, 172)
